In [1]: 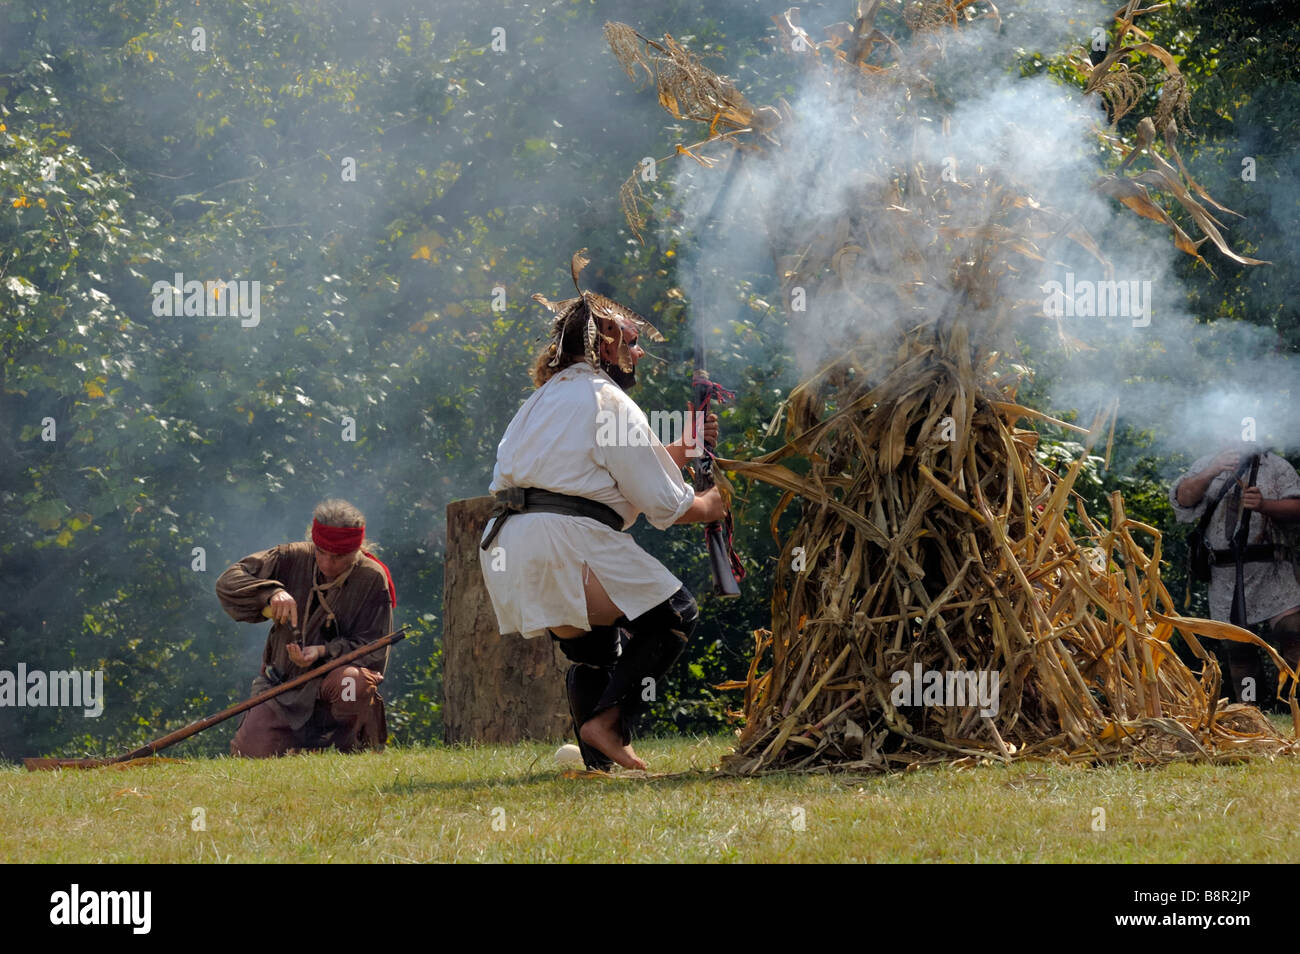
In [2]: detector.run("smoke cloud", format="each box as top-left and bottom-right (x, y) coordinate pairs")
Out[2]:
(662, 1), (1299, 473)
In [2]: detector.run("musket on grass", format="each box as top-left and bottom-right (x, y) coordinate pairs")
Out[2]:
(23, 626), (410, 771)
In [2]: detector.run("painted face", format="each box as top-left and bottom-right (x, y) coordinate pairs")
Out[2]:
(600, 320), (645, 391)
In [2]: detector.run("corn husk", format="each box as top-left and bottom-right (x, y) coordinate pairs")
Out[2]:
(606, 2), (1295, 771)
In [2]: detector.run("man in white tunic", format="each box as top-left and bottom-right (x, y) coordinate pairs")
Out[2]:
(479, 253), (724, 770)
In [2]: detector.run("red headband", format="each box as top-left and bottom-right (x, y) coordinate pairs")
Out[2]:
(312, 520), (364, 554)
(311, 520), (398, 608)
(364, 550), (398, 609)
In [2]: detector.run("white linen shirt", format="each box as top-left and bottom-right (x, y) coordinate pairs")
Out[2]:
(478, 362), (695, 638)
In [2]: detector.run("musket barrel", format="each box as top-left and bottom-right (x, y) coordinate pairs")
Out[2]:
(116, 626), (410, 762)
(24, 626), (410, 769)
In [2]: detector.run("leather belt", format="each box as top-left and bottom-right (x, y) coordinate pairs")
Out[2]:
(480, 487), (623, 551)
(1210, 544), (1286, 565)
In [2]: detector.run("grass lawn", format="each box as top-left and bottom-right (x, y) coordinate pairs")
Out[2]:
(4, 733), (1300, 862)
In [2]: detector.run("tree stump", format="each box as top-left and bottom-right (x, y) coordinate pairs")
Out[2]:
(442, 496), (571, 743)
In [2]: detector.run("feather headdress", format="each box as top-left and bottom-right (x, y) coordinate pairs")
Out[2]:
(532, 249), (665, 372)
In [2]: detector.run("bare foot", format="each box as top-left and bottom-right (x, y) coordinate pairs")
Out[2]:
(579, 707), (647, 770)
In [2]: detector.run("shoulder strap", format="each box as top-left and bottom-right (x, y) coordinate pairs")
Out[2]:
(1197, 457), (1250, 536)
(1197, 471), (1236, 535)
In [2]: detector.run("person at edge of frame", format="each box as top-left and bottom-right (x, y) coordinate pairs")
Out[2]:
(1172, 443), (1300, 710)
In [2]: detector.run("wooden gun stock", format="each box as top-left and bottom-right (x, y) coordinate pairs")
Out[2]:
(693, 360), (741, 599)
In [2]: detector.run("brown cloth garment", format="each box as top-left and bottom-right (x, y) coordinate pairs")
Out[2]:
(216, 541), (393, 755)
(230, 665), (387, 757)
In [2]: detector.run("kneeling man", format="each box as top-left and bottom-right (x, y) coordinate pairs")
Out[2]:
(217, 499), (397, 757)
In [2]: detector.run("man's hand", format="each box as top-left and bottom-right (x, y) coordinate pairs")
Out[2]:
(667, 411), (720, 468)
(286, 642), (326, 666)
(1241, 486), (1264, 511)
(1177, 448), (1248, 508)
(1209, 448), (1242, 475)
(675, 485), (725, 525)
(700, 486), (725, 523)
(686, 410), (719, 450)
(266, 589), (299, 629)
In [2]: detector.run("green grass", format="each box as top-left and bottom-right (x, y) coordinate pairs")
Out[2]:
(5, 734), (1300, 862)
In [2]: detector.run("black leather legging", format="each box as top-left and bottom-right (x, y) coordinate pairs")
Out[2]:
(552, 585), (699, 723)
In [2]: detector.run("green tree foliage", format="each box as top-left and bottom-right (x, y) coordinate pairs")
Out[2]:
(0, 0), (1293, 759)
(0, 0), (787, 758)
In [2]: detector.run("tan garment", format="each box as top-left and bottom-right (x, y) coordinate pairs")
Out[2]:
(216, 541), (393, 729)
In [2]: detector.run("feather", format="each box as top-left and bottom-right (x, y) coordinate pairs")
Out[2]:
(570, 248), (591, 293)
(587, 291), (666, 343)
(533, 292), (570, 314)
(583, 313), (597, 363)
(533, 251), (663, 367)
